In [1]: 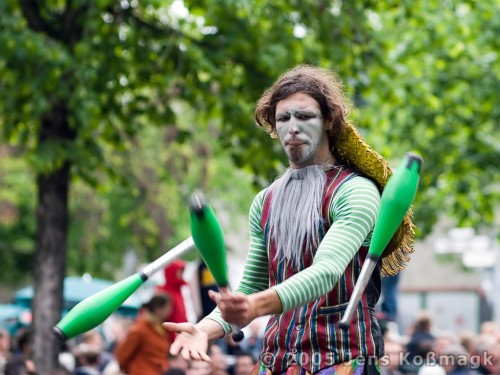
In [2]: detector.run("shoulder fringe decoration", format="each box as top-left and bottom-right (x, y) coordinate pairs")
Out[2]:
(331, 122), (416, 276)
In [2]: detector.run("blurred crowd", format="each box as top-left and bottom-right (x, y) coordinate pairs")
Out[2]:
(380, 314), (500, 375)
(1, 260), (499, 375)
(1, 311), (499, 375)
(0, 317), (260, 375)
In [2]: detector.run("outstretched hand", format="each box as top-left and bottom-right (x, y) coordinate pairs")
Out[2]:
(163, 322), (211, 362)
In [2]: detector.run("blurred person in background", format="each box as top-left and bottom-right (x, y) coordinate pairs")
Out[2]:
(207, 343), (229, 375)
(196, 261), (218, 321)
(380, 339), (404, 375)
(239, 320), (263, 363)
(433, 332), (458, 359)
(466, 334), (496, 375)
(58, 341), (75, 374)
(4, 329), (36, 375)
(100, 318), (134, 375)
(4, 356), (37, 375)
(0, 328), (11, 375)
(439, 344), (479, 375)
(459, 333), (476, 359)
(233, 352), (256, 375)
(165, 354), (189, 374)
(104, 317), (133, 354)
(115, 294), (172, 375)
(380, 273), (400, 324)
(48, 369), (72, 375)
(406, 312), (435, 361)
(81, 330), (113, 373)
(218, 335), (242, 358)
(163, 369), (185, 375)
(479, 322), (499, 339)
(156, 260), (189, 339)
(187, 361), (211, 375)
(417, 364), (446, 375)
(490, 341), (500, 375)
(73, 344), (101, 375)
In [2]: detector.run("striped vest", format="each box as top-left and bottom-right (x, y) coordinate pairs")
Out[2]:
(259, 167), (383, 374)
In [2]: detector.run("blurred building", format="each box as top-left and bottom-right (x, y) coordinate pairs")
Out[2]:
(400, 224), (498, 334)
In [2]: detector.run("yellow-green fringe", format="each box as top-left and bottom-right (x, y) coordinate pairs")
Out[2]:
(332, 122), (416, 276)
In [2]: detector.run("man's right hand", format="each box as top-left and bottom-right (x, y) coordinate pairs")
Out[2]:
(163, 322), (212, 362)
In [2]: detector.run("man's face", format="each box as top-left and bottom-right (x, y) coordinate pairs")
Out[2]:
(275, 92), (330, 168)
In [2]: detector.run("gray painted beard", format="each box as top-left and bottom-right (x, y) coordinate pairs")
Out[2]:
(268, 165), (326, 269)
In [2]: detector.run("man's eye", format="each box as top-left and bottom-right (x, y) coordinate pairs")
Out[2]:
(296, 113), (314, 121)
(277, 115), (290, 122)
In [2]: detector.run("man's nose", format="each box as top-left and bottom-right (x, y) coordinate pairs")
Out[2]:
(288, 117), (300, 134)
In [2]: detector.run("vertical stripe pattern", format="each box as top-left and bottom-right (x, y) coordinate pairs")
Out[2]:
(259, 167), (383, 374)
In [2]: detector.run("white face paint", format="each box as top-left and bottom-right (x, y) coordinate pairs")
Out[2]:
(275, 92), (331, 168)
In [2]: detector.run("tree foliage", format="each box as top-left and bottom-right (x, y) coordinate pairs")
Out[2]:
(66, 110), (256, 280)
(356, 1), (500, 234)
(0, 148), (36, 285)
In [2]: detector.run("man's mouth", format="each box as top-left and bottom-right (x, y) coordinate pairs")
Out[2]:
(286, 140), (305, 146)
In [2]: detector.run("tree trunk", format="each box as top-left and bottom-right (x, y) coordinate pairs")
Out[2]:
(18, 2), (82, 372)
(32, 162), (70, 373)
(32, 102), (74, 374)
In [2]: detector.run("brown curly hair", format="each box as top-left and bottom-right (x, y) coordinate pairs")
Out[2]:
(255, 64), (351, 146)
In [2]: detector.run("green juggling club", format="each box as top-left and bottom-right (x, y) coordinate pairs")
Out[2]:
(339, 152), (423, 328)
(189, 192), (244, 342)
(52, 237), (196, 341)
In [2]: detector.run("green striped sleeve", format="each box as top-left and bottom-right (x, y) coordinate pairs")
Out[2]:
(237, 189), (271, 294)
(272, 176), (380, 311)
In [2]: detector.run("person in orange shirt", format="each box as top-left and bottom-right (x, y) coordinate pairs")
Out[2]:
(115, 294), (172, 375)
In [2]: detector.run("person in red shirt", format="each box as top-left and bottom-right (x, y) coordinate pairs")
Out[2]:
(156, 260), (188, 342)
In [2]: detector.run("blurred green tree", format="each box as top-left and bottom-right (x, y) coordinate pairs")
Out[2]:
(0, 0), (269, 370)
(0, 148), (36, 285)
(355, 1), (500, 234)
(0, 0), (311, 370)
